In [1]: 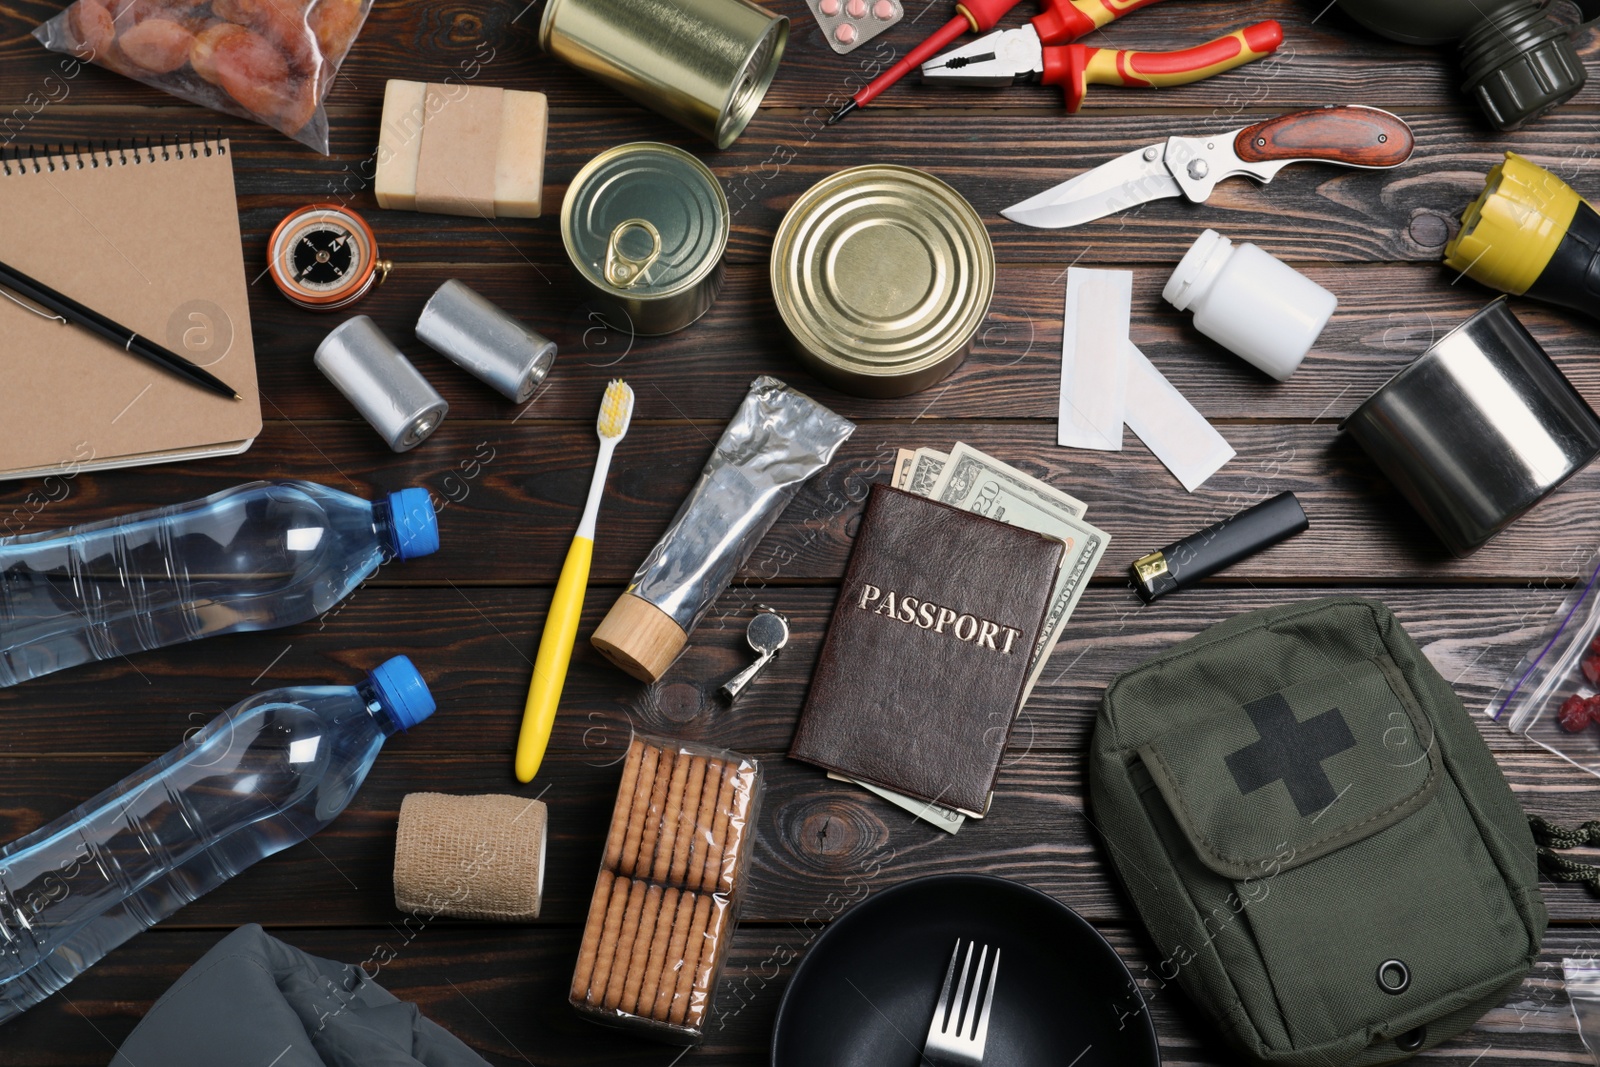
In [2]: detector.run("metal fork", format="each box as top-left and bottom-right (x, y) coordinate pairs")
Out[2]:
(922, 939), (1001, 1066)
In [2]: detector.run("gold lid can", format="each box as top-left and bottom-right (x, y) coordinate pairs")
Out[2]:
(771, 165), (995, 398)
(561, 142), (730, 336)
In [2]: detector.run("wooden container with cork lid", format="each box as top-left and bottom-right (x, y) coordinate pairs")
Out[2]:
(592, 593), (691, 683)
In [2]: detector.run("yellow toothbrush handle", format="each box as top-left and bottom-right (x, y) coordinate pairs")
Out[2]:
(515, 535), (593, 783)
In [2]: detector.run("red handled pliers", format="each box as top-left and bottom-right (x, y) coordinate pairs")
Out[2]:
(921, 0), (1283, 112)
(830, 0), (1040, 123)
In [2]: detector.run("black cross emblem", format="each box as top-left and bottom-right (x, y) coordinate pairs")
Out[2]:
(1225, 694), (1356, 817)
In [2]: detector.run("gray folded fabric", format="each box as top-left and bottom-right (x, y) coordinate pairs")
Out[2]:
(110, 924), (490, 1067)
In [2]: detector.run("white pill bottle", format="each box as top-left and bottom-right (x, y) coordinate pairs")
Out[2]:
(1163, 229), (1337, 381)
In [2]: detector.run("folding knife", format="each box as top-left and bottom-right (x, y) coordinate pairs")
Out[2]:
(1002, 105), (1415, 229)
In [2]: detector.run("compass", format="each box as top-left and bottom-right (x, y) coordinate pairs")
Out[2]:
(267, 204), (391, 311)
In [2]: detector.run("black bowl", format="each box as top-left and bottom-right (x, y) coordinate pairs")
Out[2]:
(771, 874), (1160, 1067)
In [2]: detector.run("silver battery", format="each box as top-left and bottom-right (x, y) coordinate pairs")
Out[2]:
(415, 280), (557, 402)
(315, 316), (448, 452)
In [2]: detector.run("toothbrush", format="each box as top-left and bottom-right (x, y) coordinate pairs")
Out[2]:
(515, 379), (635, 783)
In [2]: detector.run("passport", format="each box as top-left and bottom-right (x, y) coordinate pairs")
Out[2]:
(789, 484), (1064, 818)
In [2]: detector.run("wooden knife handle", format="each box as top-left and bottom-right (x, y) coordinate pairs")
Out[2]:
(1233, 106), (1414, 168)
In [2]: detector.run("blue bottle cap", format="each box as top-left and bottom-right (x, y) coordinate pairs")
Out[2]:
(386, 488), (440, 560)
(369, 655), (436, 731)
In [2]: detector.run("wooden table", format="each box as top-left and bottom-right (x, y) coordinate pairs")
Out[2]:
(2, 0), (1599, 1062)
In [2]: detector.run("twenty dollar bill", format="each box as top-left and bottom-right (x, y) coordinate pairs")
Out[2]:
(928, 442), (1107, 697)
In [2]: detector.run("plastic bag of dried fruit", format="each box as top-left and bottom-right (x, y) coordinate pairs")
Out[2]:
(33, 0), (370, 153)
(1486, 548), (1600, 780)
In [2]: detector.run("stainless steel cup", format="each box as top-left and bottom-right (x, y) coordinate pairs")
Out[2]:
(1341, 297), (1600, 555)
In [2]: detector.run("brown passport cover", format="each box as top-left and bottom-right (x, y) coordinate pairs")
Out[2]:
(789, 484), (1064, 817)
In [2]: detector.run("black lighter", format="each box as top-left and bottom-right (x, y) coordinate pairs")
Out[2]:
(1130, 492), (1309, 603)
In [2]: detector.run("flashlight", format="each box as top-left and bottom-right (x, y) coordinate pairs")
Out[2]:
(1444, 152), (1600, 322)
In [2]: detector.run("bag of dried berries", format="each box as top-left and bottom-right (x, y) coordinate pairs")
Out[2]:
(33, 0), (371, 153)
(1488, 552), (1600, 778)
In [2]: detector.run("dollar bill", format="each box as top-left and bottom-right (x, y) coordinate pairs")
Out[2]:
(828, 773), (966, 833)
(906, 448), (950, 496)
(927, 441), (1087, 519)
(893, 448), (917, 490)
(927, 443), (1108, 698)
(1019, 520), (1108, 705)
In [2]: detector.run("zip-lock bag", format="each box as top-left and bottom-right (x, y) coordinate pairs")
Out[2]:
(1089, 597), (1549, 1065)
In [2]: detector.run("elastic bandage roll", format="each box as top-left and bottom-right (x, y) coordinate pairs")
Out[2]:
(394, 793), (548, 921)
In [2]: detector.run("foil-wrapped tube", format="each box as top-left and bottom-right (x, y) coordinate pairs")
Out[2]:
(633, 377), (855, 632)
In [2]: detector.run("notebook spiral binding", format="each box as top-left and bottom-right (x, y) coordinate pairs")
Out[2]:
(0, 132), (228, 177)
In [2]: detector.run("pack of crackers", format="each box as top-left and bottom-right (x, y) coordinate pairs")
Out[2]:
(570, 735), (761, 1043)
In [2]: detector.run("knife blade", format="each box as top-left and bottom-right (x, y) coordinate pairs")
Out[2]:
(1002, 106), (1416, 231)
(1001, 142), (1181, 229)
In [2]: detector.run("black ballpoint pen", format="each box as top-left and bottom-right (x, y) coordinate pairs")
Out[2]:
(0, 257), (241, 401)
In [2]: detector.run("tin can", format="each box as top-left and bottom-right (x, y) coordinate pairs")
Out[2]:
(540, 0), (787, 150)
(771, 166), (995, 398)
(562, 143), (730, 337)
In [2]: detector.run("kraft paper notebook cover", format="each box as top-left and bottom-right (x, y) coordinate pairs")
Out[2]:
(0, 139), (260, 481)
(789, 484), (1064, 818)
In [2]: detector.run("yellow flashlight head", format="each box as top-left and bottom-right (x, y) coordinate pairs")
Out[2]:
(1444, 152), (1582, 296)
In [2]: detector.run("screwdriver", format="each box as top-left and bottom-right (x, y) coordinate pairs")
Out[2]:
(828, 0), (1027, 124)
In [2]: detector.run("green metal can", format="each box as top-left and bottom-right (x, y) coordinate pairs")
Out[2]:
(562, 142), (730, 337)
(771, 165), (995, 399)
(540, 0), (787, 150)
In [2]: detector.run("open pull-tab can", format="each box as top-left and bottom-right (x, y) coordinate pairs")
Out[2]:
(561, 143), (729, 336)
(604, 220), (663, 290)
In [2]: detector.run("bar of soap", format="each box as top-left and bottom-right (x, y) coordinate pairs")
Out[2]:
(375, 78), (547, 219)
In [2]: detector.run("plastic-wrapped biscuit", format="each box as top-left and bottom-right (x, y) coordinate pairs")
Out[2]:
(571, 870), (614, 1002)
(637, 885), (680, 1016)
(619, 744), (659, 877)
(635, 748), (677, 880)
(601, 739), (645, 871)
(670, 757), (708, 886)
(569, 735), (761, 1044)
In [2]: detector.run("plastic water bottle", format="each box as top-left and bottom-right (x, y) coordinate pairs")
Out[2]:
(0, 480), (439, 687)
(0, 656), (436, 1023)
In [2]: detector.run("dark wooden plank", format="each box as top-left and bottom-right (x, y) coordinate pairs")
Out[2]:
(4, 421), (1597, 583)
(7, 581), (1600, 927)
(0, 584), (1583, 759)
(3, 729), (1599, 930)
(216, 111), (1600, 268)
(3, 106), (1595, 268)
(0, 921), (1595, 1066)
(5, 0), (1600, 114)
(211, 262), (1592, 424)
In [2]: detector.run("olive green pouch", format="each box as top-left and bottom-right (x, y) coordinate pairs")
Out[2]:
(1089, 597), (1547, 1066)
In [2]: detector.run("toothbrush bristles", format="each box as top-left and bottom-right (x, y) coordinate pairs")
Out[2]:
(597, 379), (635, 440)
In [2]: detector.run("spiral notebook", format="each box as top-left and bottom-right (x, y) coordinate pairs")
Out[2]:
(0, 139), (260, 481)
